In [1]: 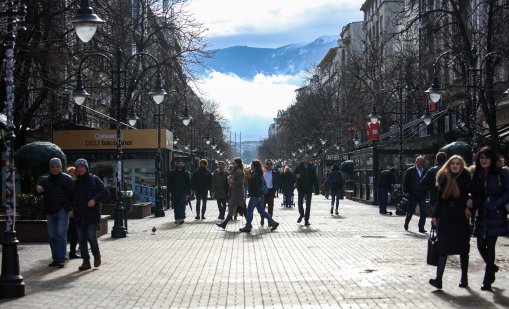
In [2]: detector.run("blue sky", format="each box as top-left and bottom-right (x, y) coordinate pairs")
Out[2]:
(187, 0), (364, 141)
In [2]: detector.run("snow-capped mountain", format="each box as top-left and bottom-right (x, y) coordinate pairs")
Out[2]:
(198, 35), (338, 79)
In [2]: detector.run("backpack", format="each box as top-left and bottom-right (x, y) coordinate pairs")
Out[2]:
(329, 172), (344, 191)
(260, 175), (269, 195)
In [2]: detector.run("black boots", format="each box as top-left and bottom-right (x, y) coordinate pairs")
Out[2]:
(269, 220), (279, 231)
(239, 224), (252, 233)
(459, 254), (468, 288)
(429, 255), (446, 289)
(216, 216), (231, 229)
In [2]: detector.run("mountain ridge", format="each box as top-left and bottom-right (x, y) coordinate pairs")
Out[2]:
(197, 35), (338, 79)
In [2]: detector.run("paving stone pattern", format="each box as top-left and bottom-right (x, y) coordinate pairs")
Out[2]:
(1, 195), (508, 309)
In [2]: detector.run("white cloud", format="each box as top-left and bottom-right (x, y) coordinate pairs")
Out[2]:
(196, 71), (302, 120)
(188, 0), (361, 38)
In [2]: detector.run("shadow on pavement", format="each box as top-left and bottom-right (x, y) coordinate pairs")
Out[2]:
(432, 288), (501, 309)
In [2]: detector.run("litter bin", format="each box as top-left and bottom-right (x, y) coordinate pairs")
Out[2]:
(121, 190), (133, 232)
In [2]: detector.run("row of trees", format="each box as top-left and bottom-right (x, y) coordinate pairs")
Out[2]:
(0, 0), (230, 156)
(258, 0), (509, 161)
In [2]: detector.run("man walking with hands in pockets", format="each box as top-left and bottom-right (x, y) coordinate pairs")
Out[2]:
(294, 154), (320, 226)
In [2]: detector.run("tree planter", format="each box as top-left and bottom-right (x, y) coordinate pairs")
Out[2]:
(0, 215), (111, 243)
(101, 203), (152, 219)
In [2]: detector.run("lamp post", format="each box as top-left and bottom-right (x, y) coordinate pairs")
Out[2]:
(151, 75), (167, 217)
(370, 88), (427, 180)
(72, 4), (167, 237)
(0, 0), (26, 298)
(425, 50), (509, 160)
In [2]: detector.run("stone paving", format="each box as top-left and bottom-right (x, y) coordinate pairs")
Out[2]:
(0, 195), (508, 309)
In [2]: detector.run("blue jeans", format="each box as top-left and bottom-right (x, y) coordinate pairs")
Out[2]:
(246, 196), (272, 226)
(216, 198), (227, 218)
(405, 194), (427, 230)
(46, 208), (69, 262)
(75, 223), (100, 261)
(172, 193), (187, 220)
(330, 190), (340, 209)
(377, 187), (389, 213)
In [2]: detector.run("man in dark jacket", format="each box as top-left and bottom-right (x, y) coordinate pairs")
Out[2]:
(377, 167), (396, 214)
(212, 160), (229, 220)
(420, 152), (447, 213)
(192, 159), (212, 220)
(72, 158), (109, 271)
(293, 154), (320, 226)
(403, 155), (428, 233)
(169, 159), (191, 224)
(36, 157), (73, 268)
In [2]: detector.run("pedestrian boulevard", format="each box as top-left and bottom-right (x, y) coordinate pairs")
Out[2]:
(1, 195), (508, 309)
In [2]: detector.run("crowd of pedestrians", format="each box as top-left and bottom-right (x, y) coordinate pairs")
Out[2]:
(36, 146), (508, 294)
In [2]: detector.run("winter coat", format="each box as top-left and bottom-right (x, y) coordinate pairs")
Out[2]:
(420, 164), (443, 206)
(38, 172), (73, 215)
(248, 171), (263, 198)
(294, 163), (319, 193)
(403, 166), (427, 196)
(326, 170), (345, 192)
(377, 169), (395, 189)
(72, 173), (109, 224)
(228, 167), (245, 207)
(168, 168), (191, 195)
(280, 170), (295, 192)
(212, 169), (229, 199)
(433, 170), (472, 255)
(192, 166), (212, 195)
(471, 168), (509, 238)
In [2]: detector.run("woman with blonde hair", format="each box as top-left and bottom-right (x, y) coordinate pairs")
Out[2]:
(429, 155), (472, 290)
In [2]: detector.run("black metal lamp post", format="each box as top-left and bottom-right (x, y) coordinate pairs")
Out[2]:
(71, 4), (166, 237)
(370, 88), (426, 181)
(0, 0), (26, 299)
(151, 74), (167, 217)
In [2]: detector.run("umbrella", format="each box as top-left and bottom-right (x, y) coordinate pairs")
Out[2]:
(341, 160), (354, 174)
(439, 141), (473, 165)
(14, 141), (67, 176)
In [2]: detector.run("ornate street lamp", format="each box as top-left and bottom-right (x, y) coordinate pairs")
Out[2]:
(70, 0), (105, 43)
(72, 50), (166, 237)
(149, 74), (167, 218)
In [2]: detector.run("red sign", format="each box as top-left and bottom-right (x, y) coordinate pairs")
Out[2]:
(366, 122), (380, 141)
(428, 101), (437, 112)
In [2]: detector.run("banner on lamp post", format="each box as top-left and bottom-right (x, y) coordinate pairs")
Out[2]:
(366, 121), (380, 141)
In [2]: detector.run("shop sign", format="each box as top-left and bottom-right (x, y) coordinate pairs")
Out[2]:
(53, 129), (173, 150)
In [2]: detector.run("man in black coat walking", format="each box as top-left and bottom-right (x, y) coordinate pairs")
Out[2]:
(403, 155), (428, 233)
(192, 159), (212, 219)
(293, 154), (320, 226)
(169, 159), (191, 224)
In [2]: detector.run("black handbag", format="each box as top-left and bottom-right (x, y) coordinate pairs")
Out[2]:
(427, 226), (439, 266)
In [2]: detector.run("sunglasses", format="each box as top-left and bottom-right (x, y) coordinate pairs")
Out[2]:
(266, 163), (273, 166)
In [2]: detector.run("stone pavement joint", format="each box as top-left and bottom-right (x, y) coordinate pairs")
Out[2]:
(0, 195), (508, 308)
